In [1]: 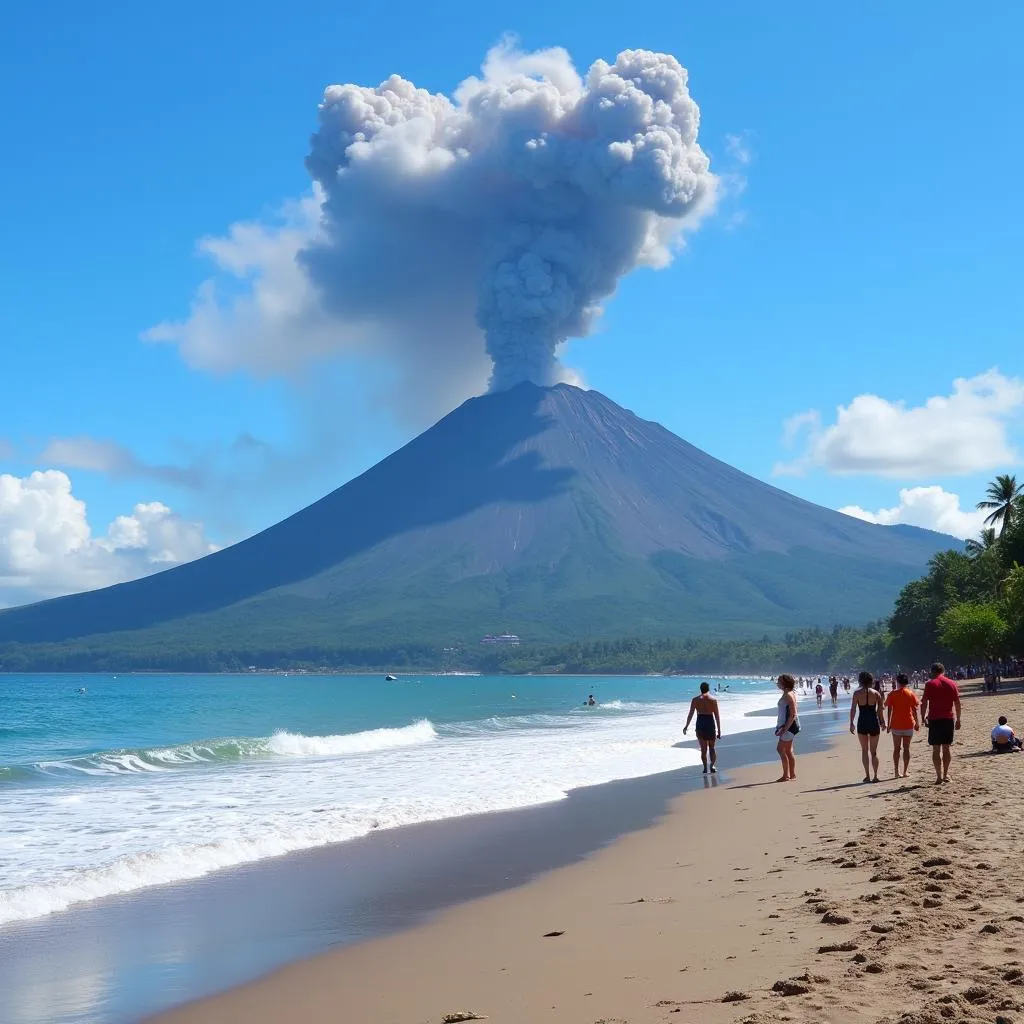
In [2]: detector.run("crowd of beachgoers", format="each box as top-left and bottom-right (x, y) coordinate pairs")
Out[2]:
(794, 653), (1024, 696)
(684, 659), (1024, 787)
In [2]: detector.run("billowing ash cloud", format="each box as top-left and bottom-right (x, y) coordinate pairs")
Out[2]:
(302, 43), (716, 392)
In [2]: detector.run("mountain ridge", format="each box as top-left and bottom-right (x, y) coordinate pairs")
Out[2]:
(0, 384), (952, 653)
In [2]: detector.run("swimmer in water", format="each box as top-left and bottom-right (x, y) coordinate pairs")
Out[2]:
(586, 694), (596, 706)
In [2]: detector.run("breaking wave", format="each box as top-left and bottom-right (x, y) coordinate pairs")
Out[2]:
(28, 720), (438, 777)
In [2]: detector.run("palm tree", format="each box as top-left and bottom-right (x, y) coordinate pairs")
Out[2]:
(977, 474), (1023, 536)
(965, 527), (997, 558)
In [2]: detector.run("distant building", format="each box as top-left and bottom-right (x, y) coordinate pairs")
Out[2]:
(480, 633), (521, 645)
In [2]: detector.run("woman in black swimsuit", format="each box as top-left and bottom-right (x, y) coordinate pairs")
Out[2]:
(683, 682), (721, 774)
(849, 670), (884, 783)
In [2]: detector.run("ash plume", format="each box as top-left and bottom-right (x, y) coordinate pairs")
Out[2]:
(302, 42), (716, 392)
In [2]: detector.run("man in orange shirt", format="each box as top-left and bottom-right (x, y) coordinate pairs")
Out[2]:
(885, 672), (920, 778)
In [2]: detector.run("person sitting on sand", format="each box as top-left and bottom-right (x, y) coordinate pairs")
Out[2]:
(991, 716), (1023, 753)
(884, 673), (920, 778)
(774, 674), (800, 782)
(850, 671), (884, 783)
(920, 662), (961, 784)
(683, 682), (722, 775)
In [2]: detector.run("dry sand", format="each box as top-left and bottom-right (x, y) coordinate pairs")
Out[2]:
(153, 685), (1024, 1024)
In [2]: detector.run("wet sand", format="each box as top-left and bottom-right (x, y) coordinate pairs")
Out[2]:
(153, 683), (1024, 1024)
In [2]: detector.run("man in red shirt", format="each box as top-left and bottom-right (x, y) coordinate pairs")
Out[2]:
(920, 662), (961, 784)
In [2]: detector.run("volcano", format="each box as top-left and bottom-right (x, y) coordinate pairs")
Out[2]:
(0, 385), (949, 658)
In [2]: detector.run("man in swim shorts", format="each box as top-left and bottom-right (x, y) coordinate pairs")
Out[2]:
(683, 682), (722, 774)
(884, 673), (920, 778)
(920, 663), (961, 784)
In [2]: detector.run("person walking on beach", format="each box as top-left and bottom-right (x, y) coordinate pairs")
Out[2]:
(920, 662), (961, 784)
(829, 676), (839, 705)
(850, 671), (884, 782)
(683, 682), (722, 774)
(774, 674), (799, 782)
(884, 673), (920, 778)
(815, 682), (824, 707)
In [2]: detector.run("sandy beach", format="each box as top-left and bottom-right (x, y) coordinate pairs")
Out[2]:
(150, 681), (1024, 1024)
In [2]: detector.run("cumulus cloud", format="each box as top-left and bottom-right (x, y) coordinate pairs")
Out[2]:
(143, 194), (357, 377)
(146, 42), (716, 422)
(775, 370), (1024, 478)
(0, 471), (217, 607)
(839, 486), (990, 540)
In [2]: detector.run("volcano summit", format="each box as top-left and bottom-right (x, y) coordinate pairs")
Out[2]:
(0, 385), (949, 663)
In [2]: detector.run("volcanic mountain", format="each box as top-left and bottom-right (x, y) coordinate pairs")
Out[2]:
(0, 384), (949, 658)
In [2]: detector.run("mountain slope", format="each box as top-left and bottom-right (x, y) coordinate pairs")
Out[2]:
(0, 384), (951, 653)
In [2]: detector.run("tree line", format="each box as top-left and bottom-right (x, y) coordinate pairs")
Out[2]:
(889, 474), (1024, 665)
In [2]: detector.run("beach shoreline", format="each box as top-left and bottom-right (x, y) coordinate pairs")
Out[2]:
(0, 707), (835, 1024)
(152, 682), (1024, 1024)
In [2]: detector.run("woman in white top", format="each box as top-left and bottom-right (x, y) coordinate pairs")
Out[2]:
(774, 674), (800, 782)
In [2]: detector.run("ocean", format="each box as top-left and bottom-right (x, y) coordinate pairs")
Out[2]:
(0, 671), (797, 931)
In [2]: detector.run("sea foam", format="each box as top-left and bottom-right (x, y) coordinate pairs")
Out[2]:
(0, 690), (778, 927)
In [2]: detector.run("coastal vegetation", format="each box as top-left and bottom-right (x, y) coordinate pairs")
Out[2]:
(889, 474), (1024, 664)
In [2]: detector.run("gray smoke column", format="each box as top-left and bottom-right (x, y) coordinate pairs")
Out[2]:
(303, 43), (716, 392)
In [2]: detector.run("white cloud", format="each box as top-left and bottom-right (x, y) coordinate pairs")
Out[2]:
(41, 437), (205, 489)
(142, 192), (492, 427)
(717, 132), (752, 232)
(775, 370), (1024, 478)
(143, 194), (356, 378)
(724, 131), (753, 166)
(0, 471), (217, 607)
(839, 486), (989, 540)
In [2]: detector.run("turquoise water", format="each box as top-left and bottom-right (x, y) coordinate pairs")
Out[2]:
(0, 672), (782, 928)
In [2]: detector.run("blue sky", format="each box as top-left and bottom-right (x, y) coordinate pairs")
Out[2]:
(1, 1), (1022, 602)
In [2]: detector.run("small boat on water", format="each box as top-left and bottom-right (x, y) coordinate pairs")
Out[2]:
(385, 674), (397, 681)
